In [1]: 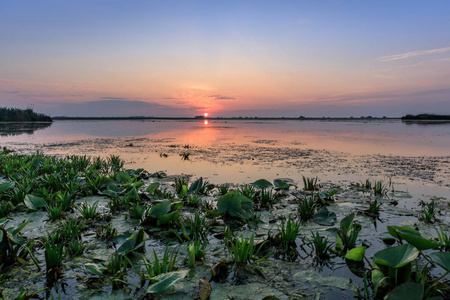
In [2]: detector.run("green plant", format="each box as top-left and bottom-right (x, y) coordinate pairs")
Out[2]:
(96, 224), (118, 241)
(129, 202), (146, 219)
(298, 194), (316, 221)
(76, 200), (99, 219)
(46, 203), (64, 221)
(218, 183), (230, 195)
(188, 239), (208, 267)
(217, 191), (253, 219)
(366, 198), (382, 216)
(279, 216), (301, 254)
(259, 188), (275, 207)
(180, 152), (190, 160)
(106, 251), (127, 289)
(373, 180), (387, 196)
(227, 234), (263, 265)
(436, 225), (450, 251)
(142, 200), (183, 226)
(0, 201), (14, 218)
(174, 177), (189, 194)
(186, 194), (202, 207)
(142, 247), (179, 279)
(180, 211), (208, 241)
(333, 213), (361, 251)
(238, 184), (257, 200)
(310, 231), (332, 259)
(302, 176), (318, 191)
(66, 240), (85, 257)
(419, 200), (436, 223)
(43, 234), (64, 277)
(108, 155), (124, 173)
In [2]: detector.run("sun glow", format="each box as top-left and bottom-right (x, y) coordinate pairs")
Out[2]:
(204, 113), (208, 117)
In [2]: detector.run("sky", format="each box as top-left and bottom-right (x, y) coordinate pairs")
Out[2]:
(1, 1), (450, 118)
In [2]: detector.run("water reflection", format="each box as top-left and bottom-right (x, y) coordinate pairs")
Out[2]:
(0, 122), (52, 137)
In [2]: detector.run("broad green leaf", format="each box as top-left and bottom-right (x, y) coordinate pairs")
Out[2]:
(217, 191), (253, 218)
(387, 282), (424, 300)
(429, 252), (450, 271)
(345, 246), (366, 262)
(397, 230), (442, 250)
(117, 238), (136, 255)
(115, 172), (132, 184)
(146, 182), (160, 194)
(170, 201), (184, 211)
(387, 226), (420, 240)
(24, 194), (47, 210)
(274, 179), (289, 190)
(335, 235), (344, 251)
(146, 270), (189, 294)
(251, 179), (273, 189)
(157, 211), (180, 226)
(148, 201), (171, 218)
(188, 245), (195, 268)
(85, 263), (106, 276)
(0, 182), (14, 193)
(314, 207), (337, 226)
(340, 213), (355, 234)
(373, 244), (419, 269)
(125, 187), (140, 201)
(188, 177), (203, 194)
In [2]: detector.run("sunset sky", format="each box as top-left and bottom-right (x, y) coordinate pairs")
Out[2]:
(1, 1), (449, 117)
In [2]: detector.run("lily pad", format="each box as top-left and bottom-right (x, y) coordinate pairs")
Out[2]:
(217, 191), (253, 218)
(314, 207), (337, 226)
(373, 244), (419, 269)
(274, 179), (290, 190)
(24, 194), (47, 210)
(252, 179), (273, 190)
(148, 201), (171, 218)
(157, 211), (180, 226)
(396, 230), (442, 250)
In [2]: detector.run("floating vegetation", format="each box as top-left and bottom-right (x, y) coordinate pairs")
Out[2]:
(0, 151), (449, 299)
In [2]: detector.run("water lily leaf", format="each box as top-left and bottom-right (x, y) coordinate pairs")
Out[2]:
(125, 187), (140, 201)
(274, 179), (290, 190)
(157, 211), (180, 226)
(0, 182), (14, 193)
(85, 263), (106, 276)
(429, 252), (450, 271)
(188, 177), (203, 194)
(146, 270), (189, 294)
(146, 182), (160, 194)
(199, 277), (212, 300)
(24, 194), (47, 210)
(115, 172), (132, 184)
(397, 230), (442, 250)
(148, 201), (171, 218)
(387, 282), (424, 300)
(251, 179), (273, 189)
(345, 246), (366, 262)
(314, 207), (337, 226)
(373, 244), (419, 269)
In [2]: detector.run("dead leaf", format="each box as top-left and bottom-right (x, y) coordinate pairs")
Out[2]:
(199, 277), (211, 300)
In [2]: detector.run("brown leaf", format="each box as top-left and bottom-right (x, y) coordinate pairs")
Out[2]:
(199, 277), (211, 300)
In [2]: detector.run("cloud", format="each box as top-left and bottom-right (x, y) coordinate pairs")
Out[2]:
(208, 95), (236, 100)
(378, 46), (450, 62)
(2, 90), (21, 94)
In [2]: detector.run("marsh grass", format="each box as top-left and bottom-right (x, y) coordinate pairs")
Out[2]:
(419, 200), (436, 223)
(302, 176), (319, 191)
(141, 247), (179, 279)
(66, 240), (85, 257)
(43, 235), (64, 276)
(106, 252), (127, 290)
(77, 201), (100, 219)
(189, 239), (208, 267)
(0, 201), (14, 218)
(181, 211), (208, 241)
(373, 181), (388, 196)
(219, 183), (230, 195)
(96, 224), (118, 241)
(310, 231), (332, 259)
(129, 202), (146, 219)
(238, 185), (257, 201)
(227, 234), (263, 265)
(174, 177), (189, 194)
(259, 189), (275, 207)
(46, 203), (64, 221)
(367, 198), (382, 215)
(279, 216), (301, 254)
(298, 194), (316, 221)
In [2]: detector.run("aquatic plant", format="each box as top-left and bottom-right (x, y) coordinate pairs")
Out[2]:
(66, 240), (85, 257)
(216, 191), (253, 219)
(302, 176), (319, 191)
(218, 183), (230, 195)
(188, 177), (211, 195)
(0, 201), (14, 218)
(43, 234), (64, 277)
(332, 213), (361, 252)
(180, 152), (190, 160)
(259, 188), (275, 208)
(76, 200), (100, 219)
(297, 194), (316, 221)
(59, 218), (86, 241)
(141, 247), (179, 279)
(188, 239), (208, 267)
(180, 211), (208, 242)
(372, 180), (387, 196)
(419, 200), (436, 223)
(107, 155), (124, 173)
(436, 225), (450, 251)
(129, 202), (146, 219)
(310, 231), (332, 259)
(96, 224), (118, 241)
(227, 234), (263, 265)
(142, 200), (183, 226)
(46, 203), (64, 221)
(105, 251), (127, 289)
(366, 198), (381, 216)
(238, 184), (257, 201)
(279, 216), (301, 254)
(174, 177), (189, 194)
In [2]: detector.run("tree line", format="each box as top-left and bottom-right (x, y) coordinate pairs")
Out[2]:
(0, 107), (52, 122)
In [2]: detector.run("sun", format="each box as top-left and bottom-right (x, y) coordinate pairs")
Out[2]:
(204, 113), (208, 117)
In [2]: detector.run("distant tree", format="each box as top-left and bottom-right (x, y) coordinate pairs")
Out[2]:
(0, 107), (52, 122)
